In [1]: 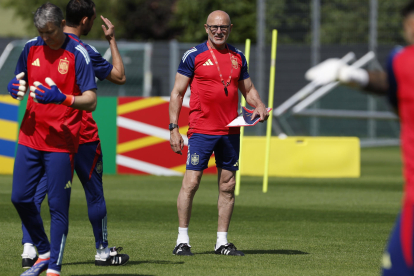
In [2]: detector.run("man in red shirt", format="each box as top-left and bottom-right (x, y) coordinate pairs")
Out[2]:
(8, 3), (97, 276)
(169, 10), (269, 256)
(305, 1), (414, 274)
(19, 0), (129, 269)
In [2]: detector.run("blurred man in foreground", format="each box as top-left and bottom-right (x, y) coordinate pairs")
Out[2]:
(306, 1), (414, 274)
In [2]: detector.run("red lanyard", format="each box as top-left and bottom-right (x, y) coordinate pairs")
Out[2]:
(207, 41), (233, 96)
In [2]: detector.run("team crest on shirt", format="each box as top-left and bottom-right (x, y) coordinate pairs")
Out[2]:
(231, 56), (238, 69)
(58, 58), (69, 74)
(96, 161), (103, 174)
(191, 153), (199, 165)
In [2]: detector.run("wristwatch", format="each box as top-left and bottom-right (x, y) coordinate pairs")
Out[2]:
(169, 123), (179, 131)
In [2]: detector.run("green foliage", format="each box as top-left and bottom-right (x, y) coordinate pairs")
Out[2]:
(114, 0), (178, 40)
(0, 0), (410, 44)
(320, 0), (369, 44)
(378, 0), (406, 45)
(0, 0), (172, 40)
(266, 0), (311, 44)
(319, 0), (407, 44)
(170, 0), (256, 43)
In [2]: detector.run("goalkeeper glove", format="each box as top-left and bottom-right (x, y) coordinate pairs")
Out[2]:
(30, 77), (74, 106)
(305, 58), (369, 87)
(7, 72), (27, 100)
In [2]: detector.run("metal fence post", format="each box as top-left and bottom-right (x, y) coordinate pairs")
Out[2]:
(169, 39), (179, 93)
(368, 0), (378, 140)
(310, 0), (321, 136)
(256, 0), (266, 135)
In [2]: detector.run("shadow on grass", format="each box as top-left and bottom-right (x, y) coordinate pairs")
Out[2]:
(65, 260), (184, 266)
(242, 249), (309, 255)
(197, 249), (309, 255)
(65, 261), (94, 265)
(128, 260), (184, 265)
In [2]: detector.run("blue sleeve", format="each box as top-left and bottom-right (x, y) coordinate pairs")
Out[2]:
(74, 45), (97, 92)
(86, 44), (113, 81)
(14, 38), (38, 82)
(177, 47), (197, 78)
(386, 47), (402, 110)
(237, 50), (250, 81)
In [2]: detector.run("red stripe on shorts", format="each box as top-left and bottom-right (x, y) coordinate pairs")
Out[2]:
(88, 141), (102, 180)
(69, 153), (75, 181)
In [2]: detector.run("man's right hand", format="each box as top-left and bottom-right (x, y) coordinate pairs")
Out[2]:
(7, 72), (27, 100)
(305, 58), (369, 87)
(170, 129), (184, 155)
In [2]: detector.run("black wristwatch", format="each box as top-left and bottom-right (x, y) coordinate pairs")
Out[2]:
(169, 123), (179, 131)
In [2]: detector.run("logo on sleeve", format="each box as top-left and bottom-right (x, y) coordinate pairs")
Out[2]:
(182, 47), (197, 62)
(75, 45), (91, 64)
(58, 57), (69, 74)
(203, 59), (214, 66)
(32, 58), (40, 67)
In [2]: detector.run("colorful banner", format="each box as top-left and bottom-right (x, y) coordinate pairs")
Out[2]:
(116, 97), (216, 175)
(0, 95), (19, 174)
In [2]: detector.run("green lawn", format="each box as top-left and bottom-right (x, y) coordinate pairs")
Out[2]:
(0, 146), (403, 275)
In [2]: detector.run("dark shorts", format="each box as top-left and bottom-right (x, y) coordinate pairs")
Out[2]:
(382, 202), (414, 275)
(186, 133), (240, 171)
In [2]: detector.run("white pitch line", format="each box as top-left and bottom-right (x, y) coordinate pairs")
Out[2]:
(116, 155), (183, 176)
(117, 116), (188, 145)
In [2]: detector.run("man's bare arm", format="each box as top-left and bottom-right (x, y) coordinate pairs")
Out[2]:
(238, 77), (269, 122)
(169, 73), (190, 154)
(71, 89), (97, 111)
(363, 71), (389, 96)
(101, 15), (126, 85)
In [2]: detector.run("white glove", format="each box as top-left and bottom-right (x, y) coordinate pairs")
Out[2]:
(338, 65), (369, 87)
(8, 72), (27, 101)
(305, 58), (345, 86)
(305, 58), (369, 87)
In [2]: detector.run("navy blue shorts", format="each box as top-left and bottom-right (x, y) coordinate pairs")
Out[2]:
(382, 202), (414, 275)
(186, 133), (240, 171)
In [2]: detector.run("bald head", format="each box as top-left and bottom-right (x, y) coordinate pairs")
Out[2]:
(206, 10), (231, 25)
(204, 10), (233, 49)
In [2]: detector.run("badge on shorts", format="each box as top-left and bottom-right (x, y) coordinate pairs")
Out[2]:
(58, 58), (69, 74)
(231, 56), (238, 69)
(95, 160), (103, 174)
(191, 153), (199, 166)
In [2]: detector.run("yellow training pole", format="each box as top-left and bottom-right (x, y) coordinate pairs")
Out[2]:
(235, 39), (251, 196)
(263, 29), (278, 193)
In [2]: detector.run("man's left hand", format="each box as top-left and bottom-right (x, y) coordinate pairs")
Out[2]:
(101, 15), (115, 42)
(30, 77), (74, 106)
(251, 104), (269, 122)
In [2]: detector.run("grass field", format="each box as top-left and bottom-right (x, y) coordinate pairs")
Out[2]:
(0, 146), (403, 276)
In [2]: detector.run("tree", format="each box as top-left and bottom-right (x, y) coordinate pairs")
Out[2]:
(1, 0), (409, 45)
(170, 0), (256, 43)
(1, 0), (176, 40)
(114, 0), (179, 40)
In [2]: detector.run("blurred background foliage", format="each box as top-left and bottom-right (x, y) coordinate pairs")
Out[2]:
(0, 0), (409, 45)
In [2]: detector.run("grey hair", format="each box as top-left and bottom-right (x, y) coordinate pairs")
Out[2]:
(33, 2), (64, 29)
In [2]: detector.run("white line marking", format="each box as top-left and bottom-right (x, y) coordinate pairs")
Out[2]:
(117, 116), (188, 145)
(116, 155), (183, 176)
